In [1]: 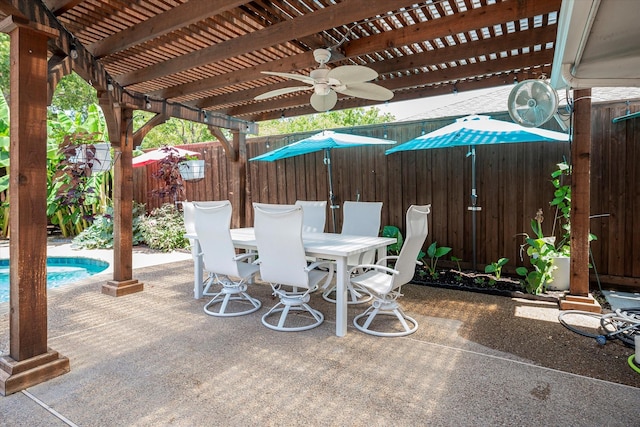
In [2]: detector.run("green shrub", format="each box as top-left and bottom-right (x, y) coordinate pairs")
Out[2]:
(72, 202), (146, 249)
(139, 203), (189, 251)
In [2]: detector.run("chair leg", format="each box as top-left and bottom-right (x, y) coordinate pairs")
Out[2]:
(322, 283), (373, 305)
(353, 301), (418, 337)
(277, 305), (291, 329)
(202, 272), (216, 296)
(261, 297), (324, 332)
(203, 277), (261, 317)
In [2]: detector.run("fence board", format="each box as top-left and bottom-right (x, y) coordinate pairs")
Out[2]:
(132, 103), (640, 292)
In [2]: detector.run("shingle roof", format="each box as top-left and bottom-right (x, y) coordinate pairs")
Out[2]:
(400, 86), (640, 122)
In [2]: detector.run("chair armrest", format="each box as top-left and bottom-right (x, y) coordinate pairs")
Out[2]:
(348, 263), (399, 276)
(234, 252), (256, 262)
(376, 255), (399, 265)
(307, 260), (335, 289)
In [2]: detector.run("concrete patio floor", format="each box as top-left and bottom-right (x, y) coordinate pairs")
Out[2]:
(1, 245), (639, 426)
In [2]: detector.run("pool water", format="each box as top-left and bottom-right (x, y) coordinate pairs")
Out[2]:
(0, 257), (109, 303)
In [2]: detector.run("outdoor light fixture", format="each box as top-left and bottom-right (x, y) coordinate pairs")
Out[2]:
(452, 84), (458, 95)
(69, 43), (78, 59)
(203, 111), (209, 123)
(145, 96), (151, 109)
(107, 79), (114, 91)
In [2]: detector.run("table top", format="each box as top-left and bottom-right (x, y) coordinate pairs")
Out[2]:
(188, 228), (396, 259)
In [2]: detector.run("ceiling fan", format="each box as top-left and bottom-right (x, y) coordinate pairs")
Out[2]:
(254, 48), (394, 112)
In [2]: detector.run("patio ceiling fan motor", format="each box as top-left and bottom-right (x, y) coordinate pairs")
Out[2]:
(254, 48), (394, 112)
(508, 79), (561, 128)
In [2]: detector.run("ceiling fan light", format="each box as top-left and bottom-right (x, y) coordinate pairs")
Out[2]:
(69, 43), (78, 59)
(314, 83), (331, 96)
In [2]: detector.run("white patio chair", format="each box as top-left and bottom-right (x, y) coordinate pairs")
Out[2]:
(322, 201), (383, 304)
(183, 200), (229, 296)
(350, 204), (431, 337)
(193, 201), (262, 317)
(253, 203), (334, 332)
(295, 200), (327, 233)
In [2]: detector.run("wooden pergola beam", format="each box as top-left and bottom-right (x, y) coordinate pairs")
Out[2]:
(162, 6), (557, 105)
(116, 0), (412, 86)
(2, 0), (255, 132)
(227, 50), (554, 117)
(197, 25), (557, 110)
(88, 0), (247, 58)
(343, 0), (560, 56)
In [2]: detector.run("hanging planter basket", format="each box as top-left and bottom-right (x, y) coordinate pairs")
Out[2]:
(178, 159), (205, 180)
(70, 142), (112, 173)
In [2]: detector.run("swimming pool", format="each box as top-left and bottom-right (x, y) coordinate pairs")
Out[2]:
(0, 257), (109, 303)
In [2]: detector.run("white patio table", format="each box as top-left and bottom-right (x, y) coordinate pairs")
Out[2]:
(185, 228), (396, 337)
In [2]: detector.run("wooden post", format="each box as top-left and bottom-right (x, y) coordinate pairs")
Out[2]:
(560, 88), (600, 312)
(0, 17), (70, 396)
(230, 130), (246, 228)
(102, 108), (144, 296)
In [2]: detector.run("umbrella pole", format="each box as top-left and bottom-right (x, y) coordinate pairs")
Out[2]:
(324, 148), (338, 233)
(467, 146), (481, 271)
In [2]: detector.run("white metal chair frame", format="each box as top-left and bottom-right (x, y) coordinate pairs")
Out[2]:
(322, 201), (383, 305)
(254, 203), (334, 331)
(350, 204), (431, 337)
(183, 200), (230, 296)
(193, 201), (262, 317)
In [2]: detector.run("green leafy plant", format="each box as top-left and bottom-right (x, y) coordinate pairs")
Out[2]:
(450, 256), (464, 282)
(516, 162), (597, 294)
(515, 218), (560, 295)
(139, 203), (190, 251)
(550, 161), (571, 247)
(423, 241), (452, 279)
(382, 224), (426, 260)
(484, 257), (508, 280)
(72, 202), (146, 249)
(382, 225), (403, 256)
(52, 131), (106, 233)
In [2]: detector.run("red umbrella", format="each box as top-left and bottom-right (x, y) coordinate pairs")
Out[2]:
(132, 146), (200, 168)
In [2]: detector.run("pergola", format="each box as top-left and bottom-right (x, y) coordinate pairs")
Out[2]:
(0, 0), (638, 395)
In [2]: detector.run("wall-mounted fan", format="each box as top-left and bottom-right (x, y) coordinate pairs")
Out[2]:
(508, 79), (560, 127)
(254, 48), (393, 112)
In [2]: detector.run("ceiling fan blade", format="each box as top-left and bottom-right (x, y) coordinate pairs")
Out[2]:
(261, 71), (315, 85)
(254, 86), (311, 100)
(327, 65), (378, 84)
(310, 91), (337, 112)
(335, 82), (393, 101)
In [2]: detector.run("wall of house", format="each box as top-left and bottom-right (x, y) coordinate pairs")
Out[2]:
(133, 101), (640, 291)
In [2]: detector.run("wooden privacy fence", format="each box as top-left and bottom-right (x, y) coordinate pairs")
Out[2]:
(133, 102), (640, 291)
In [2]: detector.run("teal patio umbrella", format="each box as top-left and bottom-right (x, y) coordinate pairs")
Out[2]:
(386, 115), (569, 270)
(251, 130), (395, 232)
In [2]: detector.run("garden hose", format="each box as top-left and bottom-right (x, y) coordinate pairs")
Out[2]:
(558, 308), (640, 347)
(629, 355), (640, 375)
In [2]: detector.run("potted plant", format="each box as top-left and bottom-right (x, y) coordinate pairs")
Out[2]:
(516, 162), (596, 293)
(178, 154), (204, 181)
(53, 132), (110, 227)
(516, 211), (569, 294)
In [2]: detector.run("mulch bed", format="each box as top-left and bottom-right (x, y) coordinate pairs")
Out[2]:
(411, 268), (565, 303)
